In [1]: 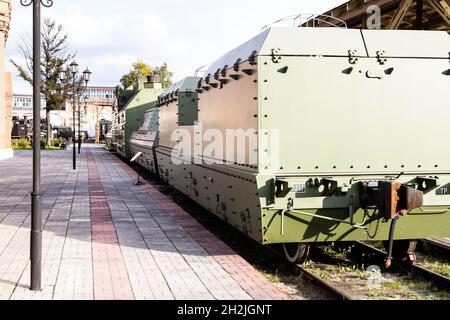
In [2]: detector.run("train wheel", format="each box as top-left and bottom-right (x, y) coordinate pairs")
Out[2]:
(283, 243), (310, 264)
(383, 240), (417, 264)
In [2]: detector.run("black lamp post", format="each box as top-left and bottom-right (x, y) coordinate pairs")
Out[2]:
(58, 68), (66, 143)
(69, 61), (79, 170)
(79, 68), (91, 154)
(20, 0), (54, 292)
(77, 97), (81, 154)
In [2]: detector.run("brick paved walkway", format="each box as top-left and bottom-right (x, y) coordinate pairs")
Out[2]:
(0, 145), (287, 300)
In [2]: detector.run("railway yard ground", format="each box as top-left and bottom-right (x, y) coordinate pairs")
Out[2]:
(0, 144), (449, 301)
(127, 152), (450, 301)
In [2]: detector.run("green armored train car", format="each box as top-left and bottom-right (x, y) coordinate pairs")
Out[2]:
(126, 26), (450, 265)
(114, 76), (164, 159)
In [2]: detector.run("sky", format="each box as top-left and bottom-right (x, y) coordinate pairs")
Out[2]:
(6, 0), (348, 94)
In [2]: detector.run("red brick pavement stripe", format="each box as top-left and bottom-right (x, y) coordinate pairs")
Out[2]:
(111, 154), (288, 300)
(87, 150), (134, 300)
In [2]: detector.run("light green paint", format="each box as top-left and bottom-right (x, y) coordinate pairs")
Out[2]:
(121, 84), (163, 158)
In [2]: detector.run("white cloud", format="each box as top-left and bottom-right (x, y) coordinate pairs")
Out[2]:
(45, 6), (169, 51)
(6, 0), (348, 93)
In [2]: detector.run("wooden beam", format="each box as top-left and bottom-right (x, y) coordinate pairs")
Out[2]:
(388, 0), (414, 29)
(396, 15), (417, 26)
(325, 0), (396, 24)
(422, 13), (448, 28)
(426, 0), (450, 26)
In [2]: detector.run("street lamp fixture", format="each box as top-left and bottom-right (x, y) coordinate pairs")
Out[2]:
(60, 64), (92, 157)
(78, 68), (91, 154)
(58, 69), (66, 82)
(70, 60), (79, 74)
(83, 68), (92, 82)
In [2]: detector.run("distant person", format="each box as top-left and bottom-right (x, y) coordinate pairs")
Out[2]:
(60, 139), (68, 150)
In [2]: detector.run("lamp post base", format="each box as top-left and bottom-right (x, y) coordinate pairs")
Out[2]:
(30, 191), (42, 292)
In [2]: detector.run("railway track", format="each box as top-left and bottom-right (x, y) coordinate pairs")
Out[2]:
(353, 242), (450, 291)
(260, 244), (356, 300)
(296, 242), (450, 300)
(288, 241), (450, 300)
(295, 263), (354, 300)
(422, 238), (450, 255)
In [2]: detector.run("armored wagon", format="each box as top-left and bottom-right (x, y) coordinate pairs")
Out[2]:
(128, 27), (450, 264)
(114, 76), (163, 158)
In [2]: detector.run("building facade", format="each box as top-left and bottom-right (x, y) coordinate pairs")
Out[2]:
(62, 86), (115, 141)
(12, 86), (116, 141)
(84, 86), (115, 102)
(12, 94), (46, 120)
(0, 0), (12, 160)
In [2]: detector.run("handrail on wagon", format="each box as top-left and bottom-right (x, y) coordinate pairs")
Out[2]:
(194, 63), (212, 78)
(262, 13), (348, 31)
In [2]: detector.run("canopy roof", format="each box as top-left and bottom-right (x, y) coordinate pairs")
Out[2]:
(317, 0), (449, 32)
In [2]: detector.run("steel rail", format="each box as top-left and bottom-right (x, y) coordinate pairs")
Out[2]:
(262, 244), (354, 300)
(422, 238), (450, 253)
(354, 241), (450, 291)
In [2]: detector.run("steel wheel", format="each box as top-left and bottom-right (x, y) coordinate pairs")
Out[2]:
(283, 243), (310, 264)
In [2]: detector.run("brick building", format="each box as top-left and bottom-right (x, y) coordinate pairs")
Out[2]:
(0, 0), (12, 160)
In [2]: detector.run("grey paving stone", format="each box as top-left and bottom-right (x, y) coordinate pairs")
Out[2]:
(0, 146), (255, 300)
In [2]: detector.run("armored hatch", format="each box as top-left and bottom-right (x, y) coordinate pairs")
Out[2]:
(158, 77), (201, 150)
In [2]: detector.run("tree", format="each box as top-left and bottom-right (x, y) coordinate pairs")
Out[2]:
(10, 18), (78, 146)
(120, 60), (150, 90)
(154, 62), (174, 89)
(120, 61), (173, 90)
